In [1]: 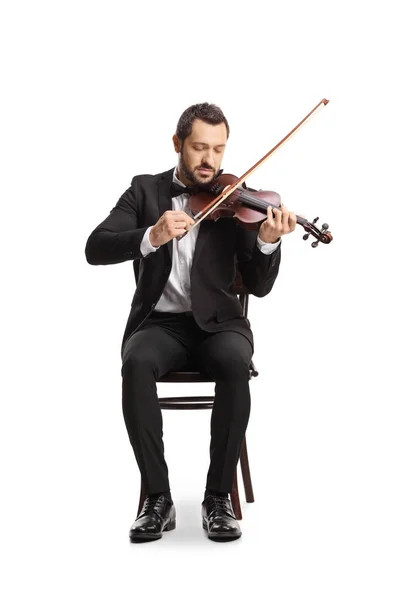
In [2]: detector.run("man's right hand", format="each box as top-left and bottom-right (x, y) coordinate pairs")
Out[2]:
(149, 210), (195, 247)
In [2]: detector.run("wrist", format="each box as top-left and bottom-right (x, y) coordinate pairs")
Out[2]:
(149, 227), (158, 247)
(259, 235), (281, 244)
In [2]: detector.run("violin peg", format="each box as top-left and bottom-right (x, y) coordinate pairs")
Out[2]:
(312, 217), (319, 224)
(311, 241), (319, 248)
(321, 223), (329, 231)
(303, 233), (310, 241)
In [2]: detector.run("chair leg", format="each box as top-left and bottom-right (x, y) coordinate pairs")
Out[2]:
(137, 478), (146, 517)
(230, 469), (242, 520)
(240, 435), (255, 503)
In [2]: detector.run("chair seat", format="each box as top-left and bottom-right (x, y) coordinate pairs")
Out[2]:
(158, 363), (259, 409)
(159, 362), (259, 384)
(159, 371), (213, 383)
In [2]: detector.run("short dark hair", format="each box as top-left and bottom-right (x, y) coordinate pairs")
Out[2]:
(175, 103), (230, 143)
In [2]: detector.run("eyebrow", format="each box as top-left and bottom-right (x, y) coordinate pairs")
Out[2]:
(192, 142), (226, 148)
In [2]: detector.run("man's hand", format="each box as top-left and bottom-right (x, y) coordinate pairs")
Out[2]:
(258, 205), (297, 244)
(149, 210), (195, 247)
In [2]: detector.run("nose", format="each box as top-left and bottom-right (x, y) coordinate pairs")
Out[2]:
(201, 150), (215, 169)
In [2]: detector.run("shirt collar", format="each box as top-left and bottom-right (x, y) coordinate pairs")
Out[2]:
(173, 166), (186, 187)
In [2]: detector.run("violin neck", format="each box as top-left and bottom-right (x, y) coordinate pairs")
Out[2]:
(238, 194), (305, 225)
(296, 215), (308, 227)
(237, 190), (331, 245)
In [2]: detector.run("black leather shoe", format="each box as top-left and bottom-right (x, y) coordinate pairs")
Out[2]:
(201, 494), (242, 542)
(129, 495), (176, 543)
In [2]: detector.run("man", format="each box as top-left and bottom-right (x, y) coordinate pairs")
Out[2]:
(85, 103), (296, 543)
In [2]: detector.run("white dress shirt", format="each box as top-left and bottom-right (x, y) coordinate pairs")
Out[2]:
(139, 167), (281, 313)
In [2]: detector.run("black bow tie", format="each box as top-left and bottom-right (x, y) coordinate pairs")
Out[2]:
(170, 182), (200, 197)
(170, 169), (224, 197)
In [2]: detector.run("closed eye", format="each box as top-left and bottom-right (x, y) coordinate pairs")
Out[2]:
(192, 144), (225, 152)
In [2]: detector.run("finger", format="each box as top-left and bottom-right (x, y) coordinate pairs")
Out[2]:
(181, 210), (194, 222)
(171, 230), (187, 239)
(266, 205), (274, 221)
(185, 214), (195, 225)
(280, 206), (290, 229)
(172, 220), (190, 229)
(272, 206), (282, 224)
(169, 211), (189, 223)
(171, 219), (190, 229)
(174, 212), (194, 224)
(289, 212), (297, 230)
(172, 226), (190, 237)
(183, 218), (194, 229)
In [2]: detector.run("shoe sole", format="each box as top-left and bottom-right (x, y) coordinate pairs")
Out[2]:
(129, 519), (176, 543)
(202, 518), (242, 542)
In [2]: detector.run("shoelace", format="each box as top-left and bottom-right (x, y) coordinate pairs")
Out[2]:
(141, 495), (164, 515)
(209, 495), (233, 514)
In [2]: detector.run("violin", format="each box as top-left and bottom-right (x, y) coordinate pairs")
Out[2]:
(177, 98), (333, 248)
(186, 173), (332, 248)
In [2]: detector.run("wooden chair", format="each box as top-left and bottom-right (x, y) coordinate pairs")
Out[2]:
(136, 263), (259, 520)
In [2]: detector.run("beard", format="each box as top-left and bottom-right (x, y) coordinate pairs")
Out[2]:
(179, 152), (219, 190)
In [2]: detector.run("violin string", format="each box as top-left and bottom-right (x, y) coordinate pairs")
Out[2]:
(235, 188), (308, 226)
(235, 189), (277, 212)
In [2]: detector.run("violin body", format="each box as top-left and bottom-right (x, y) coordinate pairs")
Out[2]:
(185, 173), (332, 246)
(188, 174), (282, 231)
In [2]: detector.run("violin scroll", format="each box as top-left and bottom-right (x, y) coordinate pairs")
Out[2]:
(300, 216), (332, 247)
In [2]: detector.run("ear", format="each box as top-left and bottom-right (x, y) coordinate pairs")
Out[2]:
(172, 134), (181, 154)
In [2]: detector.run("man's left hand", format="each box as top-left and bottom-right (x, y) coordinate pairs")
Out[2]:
(258, 205), (297, 244)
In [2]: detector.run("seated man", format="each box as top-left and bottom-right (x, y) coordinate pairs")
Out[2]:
(85, 102), (296, 543)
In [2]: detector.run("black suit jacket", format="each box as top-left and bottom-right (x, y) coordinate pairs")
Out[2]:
(85, 167), (281, 357)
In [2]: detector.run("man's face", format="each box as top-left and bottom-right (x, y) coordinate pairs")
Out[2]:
(173, 118), (227, 188)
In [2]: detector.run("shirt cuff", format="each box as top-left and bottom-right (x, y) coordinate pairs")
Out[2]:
(256, 235), (281, 255)
(140, 226), (160, 257)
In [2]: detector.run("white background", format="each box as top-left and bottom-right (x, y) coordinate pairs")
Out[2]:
(1, 0), (399, 598)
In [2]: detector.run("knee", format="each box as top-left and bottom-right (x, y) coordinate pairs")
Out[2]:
(209, 353), (250, 380)
(121, 351), (158, 379)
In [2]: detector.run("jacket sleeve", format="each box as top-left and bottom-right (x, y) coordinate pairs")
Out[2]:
(85, 178), (148, 265)
(235, 222), (281, 297)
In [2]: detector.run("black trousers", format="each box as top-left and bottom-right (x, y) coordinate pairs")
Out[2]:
(121, 311), (253, 495)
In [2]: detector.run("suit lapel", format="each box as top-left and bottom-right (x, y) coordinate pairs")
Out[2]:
(158, 169), (174, 263)
(191, 220), (213, 271)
